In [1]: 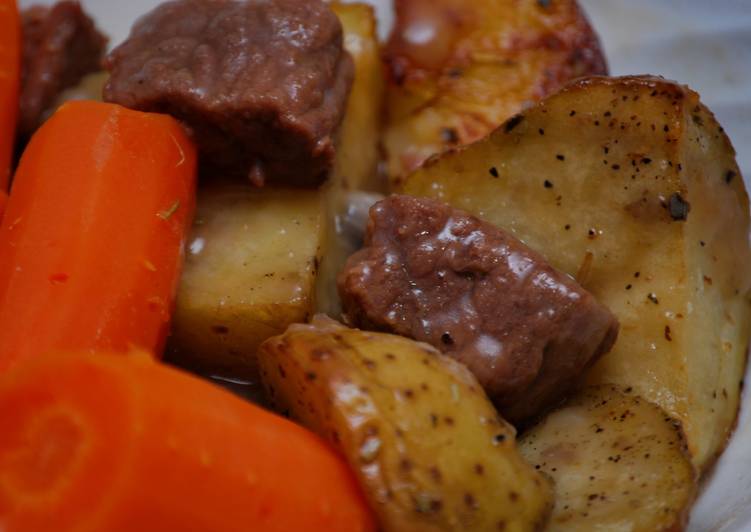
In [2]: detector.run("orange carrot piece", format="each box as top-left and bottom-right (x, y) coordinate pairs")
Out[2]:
(0, 350), (376, 532)
(0, 101), (197, 372)
(0, 189), (7, 220)
(0, 0), (21, 189)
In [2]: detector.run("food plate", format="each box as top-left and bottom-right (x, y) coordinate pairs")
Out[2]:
(16, 0), (751, 529)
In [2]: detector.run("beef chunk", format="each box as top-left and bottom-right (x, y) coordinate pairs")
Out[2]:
(104, 0), (354, 188)
(339, 195), (619, 423)
(19, 1), (107, 138)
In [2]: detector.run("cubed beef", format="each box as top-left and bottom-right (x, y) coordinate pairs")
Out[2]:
(104, 0), (353, 187)
(339, 195), (619, 423)
(19, 1), (107, 138)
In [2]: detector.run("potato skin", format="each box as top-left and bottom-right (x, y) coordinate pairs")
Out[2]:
(258, 316), (552, 532)
(401, 75), (751, 472)
(383, 0), (606, 183)
(520, 385), (697, 531)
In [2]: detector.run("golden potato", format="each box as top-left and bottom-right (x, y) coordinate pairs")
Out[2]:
(401, 75), (751, 471)
(519, 385), (696, 531)
(169, 4), (385, 373)
(168, 184), (324, 380)
(382, 0), (606, 184)
(317, 2), (386, 316)
(259, 316), (552, 531)
(331, 2), (385, 193)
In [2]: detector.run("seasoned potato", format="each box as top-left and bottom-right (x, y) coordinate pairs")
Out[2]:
(401, 76), (751, 470)
(259, 316), (552, 531)
(383, 0), (606, 184)
(168, 184), (324, 380)
(519, 385), (696, 531)
(317, 2), (386, 316)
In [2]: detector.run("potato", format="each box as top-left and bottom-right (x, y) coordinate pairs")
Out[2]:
(315, 2), (386, 317)
(382, 0), (606, 184)
(519, 385), (696, 531)
(401, 75), (751, 471)
(168, 4), (385, 373)
(167, 184), (324, 380)
(258, 316), (552, 531)
(331, 2), (385, 194)
(51, 71), (108, 107)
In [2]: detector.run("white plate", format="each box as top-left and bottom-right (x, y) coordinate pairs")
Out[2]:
(20, 0), (751, 529)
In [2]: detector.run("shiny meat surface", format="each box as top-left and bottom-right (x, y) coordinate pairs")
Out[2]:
(104, 0), (353, 187)
(19, 1), (107, 139)
(339, 195), (619, 422)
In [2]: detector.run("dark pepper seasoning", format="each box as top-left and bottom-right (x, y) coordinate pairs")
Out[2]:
(441, 127), (459, 144)
(668, 193), (690, 221)
(504, 114), (523, 132)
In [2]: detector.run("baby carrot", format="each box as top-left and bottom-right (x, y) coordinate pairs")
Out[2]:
(0, 350), (375, 532)
(0, 100), (197, 372)
(0, 0), (21, 188)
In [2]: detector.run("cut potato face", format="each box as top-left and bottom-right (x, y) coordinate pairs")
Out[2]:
(382, 0), (606, 184)
(401, 75), (751, 471)
(168, 184), (324, 380)
(317, 2), (386, 317)
(258, 316), (552, 531)
(519, 385), (696, 531)
(169, 4), (384, 373)
(331, 2), (385, 194)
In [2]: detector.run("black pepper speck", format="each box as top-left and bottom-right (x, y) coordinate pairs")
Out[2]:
(504, 114), (523, 132)
(668, 193), (690, 221)
(441, 127), (459, 144)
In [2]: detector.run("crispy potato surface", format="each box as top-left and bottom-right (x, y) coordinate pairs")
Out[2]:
(401, 76), (751, 470)
(168, 184), (324, 380)
(383, 0), (606, 183)
(520, 385), (696, 531)
(259, 316), (552, 532)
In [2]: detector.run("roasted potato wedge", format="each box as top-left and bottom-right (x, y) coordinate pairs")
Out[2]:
(259, 316), (552, 531)
(401, 75), (751, 470)
(383, 0), (606, 184)
(317, 2), (386, 317)
(520, 385), (696, 531)
(168, 184), (324, 380)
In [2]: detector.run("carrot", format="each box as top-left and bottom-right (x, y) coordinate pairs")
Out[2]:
(0, 189), (7, 220)
(0, 350), (376, 532)
(0, 100), (197, 372)
(0, 0), (21, 189)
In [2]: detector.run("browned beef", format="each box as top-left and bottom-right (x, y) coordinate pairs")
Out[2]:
(103, 0), (353, 188)
(19, 1), (107, 138)
(339, 195), (619, 423)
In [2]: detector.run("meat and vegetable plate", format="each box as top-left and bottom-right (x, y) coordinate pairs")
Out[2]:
(0, 0), (748, 530)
